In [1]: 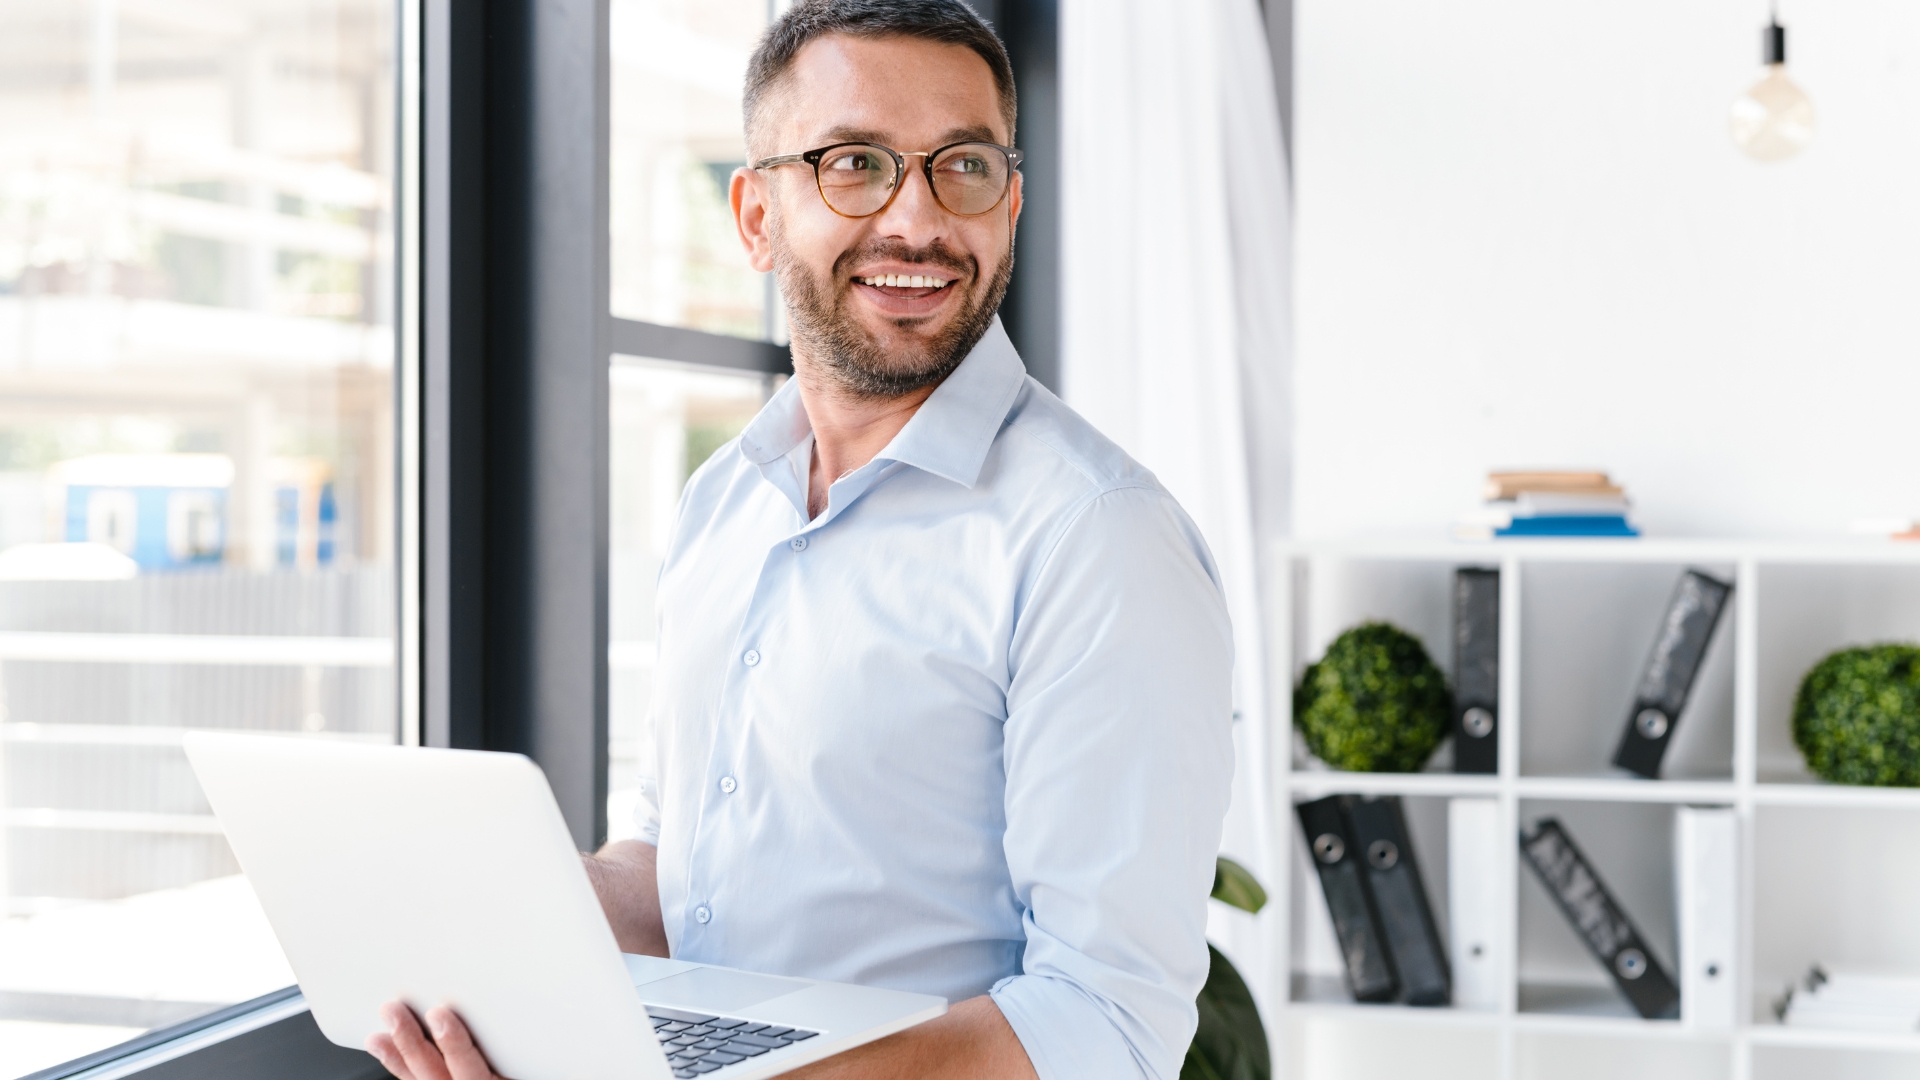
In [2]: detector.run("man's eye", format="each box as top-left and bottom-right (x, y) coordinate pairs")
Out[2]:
(824, 153), (878, 172)
(940, 156), (989, 176)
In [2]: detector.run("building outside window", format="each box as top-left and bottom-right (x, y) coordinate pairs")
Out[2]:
(0, 0), (401, 1075)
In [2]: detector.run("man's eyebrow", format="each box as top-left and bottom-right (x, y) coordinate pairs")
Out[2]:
(814, 126), (892, 145)
(934, 126), (1001, 146)
(806, 124), (1005, 148)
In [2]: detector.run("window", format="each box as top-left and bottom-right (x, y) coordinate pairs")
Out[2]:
(610, 0), (782, 342)
(0, 0), (402, 1075)
(605, 0), (788, 841)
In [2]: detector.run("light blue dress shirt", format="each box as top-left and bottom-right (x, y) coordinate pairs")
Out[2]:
(636, 318), (1235, 1080)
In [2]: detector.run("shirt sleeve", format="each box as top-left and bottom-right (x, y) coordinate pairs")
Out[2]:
(990, 485), (1237, 1080)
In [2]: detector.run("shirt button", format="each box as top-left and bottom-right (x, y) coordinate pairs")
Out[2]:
(742, 649), (760, 666)
(694, 905), (712, 924)
(719, 776), (737, 794)
(790, 536), (808, 551)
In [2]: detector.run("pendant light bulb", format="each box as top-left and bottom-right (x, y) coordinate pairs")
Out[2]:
(1730, 16), (1814, 162)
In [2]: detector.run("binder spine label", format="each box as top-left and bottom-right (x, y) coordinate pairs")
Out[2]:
(1297, 796), (1397, 1002)
(1452, 568), (1501, 774)
(1613, 569), (1733, 778)
(1520, 818), (1680, 1019)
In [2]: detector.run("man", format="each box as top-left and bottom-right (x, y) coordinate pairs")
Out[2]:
(366, 3), (1234, 1078)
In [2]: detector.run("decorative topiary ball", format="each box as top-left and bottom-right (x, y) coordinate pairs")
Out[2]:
(1294, 622), (1450, 773)
(1792, 644), (1920, 787)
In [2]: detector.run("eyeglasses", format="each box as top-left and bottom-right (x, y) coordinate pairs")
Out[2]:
(753, 141), (1023, 219)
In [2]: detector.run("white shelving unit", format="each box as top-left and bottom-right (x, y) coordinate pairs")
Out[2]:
(1262, 538), (1920, 1080)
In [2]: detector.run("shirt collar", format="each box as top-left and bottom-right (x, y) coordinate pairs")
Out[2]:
(737, 316), (1028, 491)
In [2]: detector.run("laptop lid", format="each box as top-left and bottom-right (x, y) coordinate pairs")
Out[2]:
(184, 733), (671, 1080)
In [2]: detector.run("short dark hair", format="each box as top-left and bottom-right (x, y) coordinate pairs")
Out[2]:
(744, 0), (1017, 152)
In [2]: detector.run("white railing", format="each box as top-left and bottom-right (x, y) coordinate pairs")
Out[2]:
(0, 808), (227, 835)
(0, 632), (659, 670)
(0, 632), (393, 667)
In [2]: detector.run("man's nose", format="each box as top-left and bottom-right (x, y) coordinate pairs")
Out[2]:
(870, 156), (948, 242)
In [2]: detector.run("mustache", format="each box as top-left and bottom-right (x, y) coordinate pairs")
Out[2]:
(832, 239), (975, 284)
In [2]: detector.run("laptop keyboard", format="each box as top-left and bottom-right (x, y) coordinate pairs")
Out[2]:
(647, 1005), (820, 1077)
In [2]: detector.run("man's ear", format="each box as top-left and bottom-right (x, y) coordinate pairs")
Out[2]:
(732, 166), (775, 273)
(1005, 168), (1023, 238)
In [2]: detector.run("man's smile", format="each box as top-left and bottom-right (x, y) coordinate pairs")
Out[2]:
(849, 266), (963, 316)
(854, 273), (953, 289)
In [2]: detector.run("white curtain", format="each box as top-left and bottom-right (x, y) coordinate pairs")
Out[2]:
(1059, 0), (1294, 1023)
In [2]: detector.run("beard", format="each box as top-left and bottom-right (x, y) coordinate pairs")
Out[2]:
(771, 218), (1015, 400)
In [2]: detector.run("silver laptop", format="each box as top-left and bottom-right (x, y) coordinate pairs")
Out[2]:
(183, 733), (945, 1080)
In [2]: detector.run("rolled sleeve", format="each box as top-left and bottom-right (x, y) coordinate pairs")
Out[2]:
(1000, 485), (1237, 1080)
(632, 774), (661, 846)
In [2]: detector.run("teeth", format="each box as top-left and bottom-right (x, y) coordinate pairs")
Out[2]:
(857, 274), (950, 288)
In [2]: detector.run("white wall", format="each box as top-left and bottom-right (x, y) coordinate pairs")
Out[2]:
(1294, 0), (1920, 539)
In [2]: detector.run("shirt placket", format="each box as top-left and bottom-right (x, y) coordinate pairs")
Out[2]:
(678, 519), (817, 944)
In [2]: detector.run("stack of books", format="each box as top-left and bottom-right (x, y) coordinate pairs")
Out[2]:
(1455, 470), (1639, 539)
(1778, 967), (1920, 1032)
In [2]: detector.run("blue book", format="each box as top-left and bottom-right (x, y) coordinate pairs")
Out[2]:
(1496, 515), (1640, 538)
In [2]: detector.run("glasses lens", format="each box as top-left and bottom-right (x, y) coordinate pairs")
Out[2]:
(929, 144), (1011, 215)
(815, 144), (898, 216)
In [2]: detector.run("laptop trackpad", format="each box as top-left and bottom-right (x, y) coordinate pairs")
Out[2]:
(637, 966), (812, 1014)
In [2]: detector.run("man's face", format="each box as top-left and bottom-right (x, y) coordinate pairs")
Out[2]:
(733, 34), (1021, 398)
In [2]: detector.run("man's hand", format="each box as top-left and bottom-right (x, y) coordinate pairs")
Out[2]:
(362, 995), (1034, 1080)
(366, 839), (1031, 1079)
(365, 1002), (506, 1080)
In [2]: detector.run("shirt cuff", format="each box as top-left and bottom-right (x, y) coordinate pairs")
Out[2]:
(633, 785), (661, 845)
(990, 974), (1151, 1080)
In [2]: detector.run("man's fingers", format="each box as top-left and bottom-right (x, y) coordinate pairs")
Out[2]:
(364, 1032), (417, 1080)
(424, 1007), (501, 1080)
(380, 1002), (456, 1080)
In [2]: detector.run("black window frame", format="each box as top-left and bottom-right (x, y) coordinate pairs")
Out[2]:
(20, 0), (1061, 1076)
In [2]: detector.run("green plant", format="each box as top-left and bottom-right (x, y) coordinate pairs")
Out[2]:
(1792, 643), (1920, 787)
(1184, 857), (1270, 1080)
(1293, 622), (1450, 773)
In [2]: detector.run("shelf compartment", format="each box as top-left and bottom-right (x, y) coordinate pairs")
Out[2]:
(1516, 799), (1681, 1023)
(1751, 803), (1920, 1019)
(1288, 794), (1455, 1009)
(1753, 562), (1920, 786)
(1282, 553), (1473, 772)
(1518, 560), (1737, 781)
